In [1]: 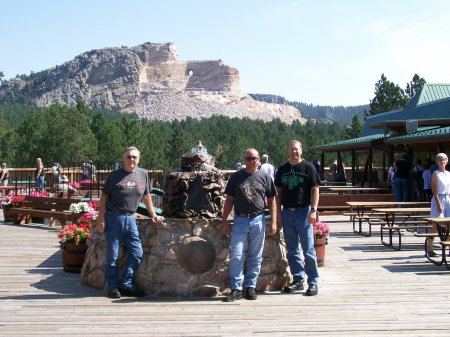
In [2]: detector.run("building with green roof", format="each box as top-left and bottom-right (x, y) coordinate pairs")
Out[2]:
(310, 83), (450, 187)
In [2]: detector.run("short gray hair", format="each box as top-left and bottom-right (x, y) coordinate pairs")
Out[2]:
(288, 140), (302, 149)
(436, 153), (448, 162)
(125, 147), (140, 157)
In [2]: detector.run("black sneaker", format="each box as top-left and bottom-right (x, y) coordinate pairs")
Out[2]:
(119, 287), (145, 297)
(305, 284), (318, 296)
(246, 287), (257, 300)
(223, 289), (242, 302)
(427, 251), (438, 257)
(283, 281), (304, 293)
(107, 287), (121, 299)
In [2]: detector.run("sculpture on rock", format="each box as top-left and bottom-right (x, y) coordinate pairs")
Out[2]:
(162, 141), (226, 219)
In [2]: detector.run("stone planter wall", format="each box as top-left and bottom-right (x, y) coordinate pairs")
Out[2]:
(81, 217), (290, 297)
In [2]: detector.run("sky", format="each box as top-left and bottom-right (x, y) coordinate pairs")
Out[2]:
(1, 0), (450, 107)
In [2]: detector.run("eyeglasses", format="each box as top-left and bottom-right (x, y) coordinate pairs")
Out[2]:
(244, 156), (258, 161)
(127, 155), (138, 159)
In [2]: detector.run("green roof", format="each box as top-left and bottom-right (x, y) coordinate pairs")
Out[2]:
(385, 126), (450, 144)
(362, 109), (401, 136)
(416, 84), (450, 105)
(395, 83), (450, 121)
(362, 83), (450, 131)
(309, 134), (385, 152)
(312, 83), (450, 152)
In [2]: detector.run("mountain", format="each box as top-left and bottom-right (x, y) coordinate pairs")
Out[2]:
(250, 94), (369, 124)
(0, 42), (304, 124)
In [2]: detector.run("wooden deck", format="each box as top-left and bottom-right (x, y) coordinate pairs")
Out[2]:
(2, 214), (450, 336)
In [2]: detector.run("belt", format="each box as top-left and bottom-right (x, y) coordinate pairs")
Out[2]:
(236, 212), (263, 218)
(285, 206), (309, 211)
(106, 208), (134, 216)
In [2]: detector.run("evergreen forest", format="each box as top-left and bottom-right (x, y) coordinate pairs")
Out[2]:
(0, 102), (356, 172)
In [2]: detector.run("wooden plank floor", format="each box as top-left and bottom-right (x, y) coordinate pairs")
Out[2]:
(1, 215), (450, 336)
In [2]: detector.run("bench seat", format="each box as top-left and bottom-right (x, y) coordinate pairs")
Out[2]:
(6, 196), (82, 227)
(378, 223), (433, 251)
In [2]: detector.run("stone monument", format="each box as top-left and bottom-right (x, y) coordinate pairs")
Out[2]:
(81, 142), (290, 297)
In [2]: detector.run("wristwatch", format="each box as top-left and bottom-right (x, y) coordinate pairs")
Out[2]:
(312, 207), (318, 211)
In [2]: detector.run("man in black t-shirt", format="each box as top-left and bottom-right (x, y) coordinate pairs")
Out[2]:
(275, 140), (320, 296)
(221, 148), (277, 302)
(393, 153), (412, 202)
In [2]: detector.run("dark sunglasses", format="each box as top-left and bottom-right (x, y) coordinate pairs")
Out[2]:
(244, 156), (258, 161)
(127, 155), (138, 159)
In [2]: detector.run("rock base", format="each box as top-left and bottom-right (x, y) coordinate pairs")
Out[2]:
(81, 217), (290, 297)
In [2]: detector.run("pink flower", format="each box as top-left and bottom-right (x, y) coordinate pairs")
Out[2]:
(313, 221), (330, 239)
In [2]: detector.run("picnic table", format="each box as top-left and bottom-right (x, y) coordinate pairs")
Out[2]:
(346, 201), (430, 237)
(327, 187), (388, 195)
(372, 207), (431, 250)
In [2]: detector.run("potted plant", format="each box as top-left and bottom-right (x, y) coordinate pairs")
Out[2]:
(58, 202), (98, 273)
(313, 221), (330, 267)
(1, 195), (26, 222)
(69, 201), (94, 214)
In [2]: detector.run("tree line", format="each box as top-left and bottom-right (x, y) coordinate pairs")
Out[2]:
(0, 101), (358, 172)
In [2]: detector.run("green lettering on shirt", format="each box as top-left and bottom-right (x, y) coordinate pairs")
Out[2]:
(282, 175), (304, 189)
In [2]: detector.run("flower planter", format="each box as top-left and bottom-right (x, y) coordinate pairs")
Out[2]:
(2, 208), (27, 224)
(61, 242), (88, 273)
(2, 207), (15, 223)
(314, 237), (326, 267)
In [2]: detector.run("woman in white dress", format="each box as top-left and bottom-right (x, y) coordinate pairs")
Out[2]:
(427, 153), (450, 256)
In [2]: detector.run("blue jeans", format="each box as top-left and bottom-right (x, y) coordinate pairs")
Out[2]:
(104, 211), (143, 289)
(229, 214), (265, 290)
(36, 176), (45, 191)
(394, 178), (409, 202)
(282, 207), (319, 285)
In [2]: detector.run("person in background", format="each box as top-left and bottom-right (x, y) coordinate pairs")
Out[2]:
(51, 162), (61, 192)
(388, 153), (400, 195)
(221, 148), (277, 302)
(393, 153), (412, 202)
(96, 147), (164, 299)
(422, 159), (432, 202)
(259, 154), (275, 181)
(81, 162), (89, 180)
(88, 160), (96, 182)
(311, 159), (321, 179)
(275, 140), (320, 296)
(234, 162), (246, 170)
(35, 158), (45, 192)
(426, 153), (450, 257)
(412, 159), (425, 201)
(328, 160), (337, 182)
(0, 163), (9, 186)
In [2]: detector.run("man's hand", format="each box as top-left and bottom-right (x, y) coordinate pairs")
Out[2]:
(96, 217), (105, 234)
(308, 210), (317, 224)
(221, 220), (230, 237)
(269, 222), (277, 236)
(151, 214), (164, 224)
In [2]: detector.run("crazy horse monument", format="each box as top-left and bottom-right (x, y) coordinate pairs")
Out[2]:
(81, 142), (290, 297)
(0, 42), (304, 124)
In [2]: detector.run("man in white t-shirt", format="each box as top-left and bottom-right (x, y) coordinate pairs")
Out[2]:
(259, 154), (275, 181)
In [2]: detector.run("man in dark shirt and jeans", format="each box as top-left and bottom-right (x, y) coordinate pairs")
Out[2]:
(97, 147), (164, 299)
(221, 148), (277, 302)
(275, 140), (320, 296)
(393, 153), (413, 202)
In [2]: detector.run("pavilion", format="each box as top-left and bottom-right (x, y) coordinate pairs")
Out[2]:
(310, 83), (450, 187)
